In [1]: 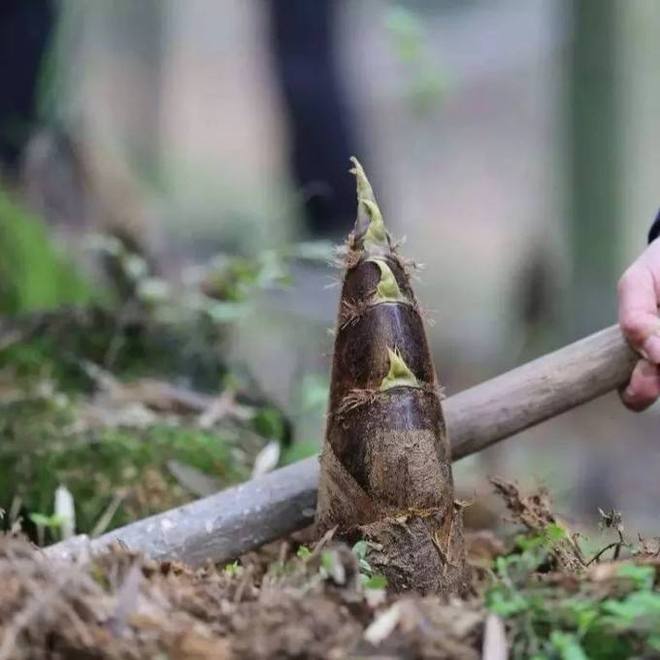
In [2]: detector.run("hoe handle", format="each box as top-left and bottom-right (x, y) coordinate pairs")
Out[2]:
(448, 324), (637, 461)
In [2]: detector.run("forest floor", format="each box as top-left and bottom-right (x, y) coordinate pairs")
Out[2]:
(2, 479), (660, 659)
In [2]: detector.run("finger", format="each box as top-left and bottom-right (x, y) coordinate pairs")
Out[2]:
(619, 359), (660, 412)
(618, 264), (660, 362)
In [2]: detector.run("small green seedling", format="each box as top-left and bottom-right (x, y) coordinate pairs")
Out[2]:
(486, 525), (660, 659)
(352, 540), (388, 590)
(296, 545), (312, 560)
(29, 512), (64, 545)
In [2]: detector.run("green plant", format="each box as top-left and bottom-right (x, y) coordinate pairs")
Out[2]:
(0, 189), (92, 314)
(296, 545), (312, 560)
(352, 540), (388, 590)
(0, 395), (257, 541)
(29, 512), (64, 546)
(486, 527), (660, 659)
(385, 5), (447, 114)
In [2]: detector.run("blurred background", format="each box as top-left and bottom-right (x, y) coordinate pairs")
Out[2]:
(1, 0), (660, 543)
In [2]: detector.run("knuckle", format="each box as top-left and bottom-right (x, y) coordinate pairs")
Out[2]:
(619, 313), (641, 339)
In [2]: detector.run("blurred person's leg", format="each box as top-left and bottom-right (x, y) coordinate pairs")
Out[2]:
(269, 0), (358, 240)
(0, 0), (162, 295)
(246, 1), (360, 442)
(0, 0), (55, 177)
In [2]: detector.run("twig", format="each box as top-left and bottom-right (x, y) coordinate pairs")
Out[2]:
(586, 542), (624, 567)
(91, 492), (126, 538)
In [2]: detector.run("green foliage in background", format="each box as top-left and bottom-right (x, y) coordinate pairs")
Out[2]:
(487, 526), (660, 659)
(0, 198), (326, 544)
(0, 307), (229, 393)
(0, 189), (92, 314)
(385, 5), (447, 115)
(0, 394), (259, 544)
(0, 305), (288, 544)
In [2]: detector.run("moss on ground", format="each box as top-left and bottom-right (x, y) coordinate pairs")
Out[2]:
(0, 396), (255, 541)
(0, 306), (288, 544)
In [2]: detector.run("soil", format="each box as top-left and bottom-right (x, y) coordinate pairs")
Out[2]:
(0, 533), (485, 660)
(3, 480), (658, 660)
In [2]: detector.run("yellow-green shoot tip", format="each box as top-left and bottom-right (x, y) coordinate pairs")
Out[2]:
(349, 156), (376, 204)
(349, 157), (389, 254)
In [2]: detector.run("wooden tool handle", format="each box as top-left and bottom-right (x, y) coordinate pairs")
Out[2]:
(448, 324), (637, 461)
(46, 325), (638, 565)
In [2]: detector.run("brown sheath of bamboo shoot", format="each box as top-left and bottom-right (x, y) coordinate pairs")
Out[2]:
(46, 324), (636, 566)
(315, 159), (467, 594)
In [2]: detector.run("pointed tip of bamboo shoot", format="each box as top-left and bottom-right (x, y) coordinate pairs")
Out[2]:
(349, 156), (375, 204)
(380, 347), (419, 391)
(349, 157), (390, 255)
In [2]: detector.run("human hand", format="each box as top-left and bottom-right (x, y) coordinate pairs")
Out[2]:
(618, 237), (660, 410)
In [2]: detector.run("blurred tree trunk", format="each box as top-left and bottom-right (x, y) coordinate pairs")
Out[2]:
(565, 0), (621, 340)
(106, 0), (164, 175)
(565, 0), (623, 519)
